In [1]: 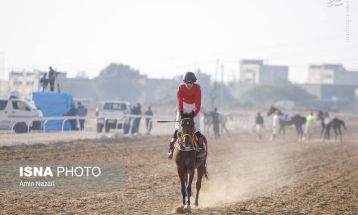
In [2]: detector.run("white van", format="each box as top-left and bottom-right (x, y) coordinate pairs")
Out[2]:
(96, 101), (132, 133)
(0, 96), (43, 133)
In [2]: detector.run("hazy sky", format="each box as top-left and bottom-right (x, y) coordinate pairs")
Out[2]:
(0, 0), (357, 83)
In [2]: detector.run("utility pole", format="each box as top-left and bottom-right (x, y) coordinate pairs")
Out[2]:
(210, 59), (220, 110)
(220, 63), (224, 109)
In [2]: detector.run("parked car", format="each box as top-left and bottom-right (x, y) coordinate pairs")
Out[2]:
(0, 96), (43, 133)
(96, 101), (131, 133)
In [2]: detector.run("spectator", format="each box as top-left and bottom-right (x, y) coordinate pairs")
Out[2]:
(212, 108), (220, 139)
(144, 106), (153, 135)
(271, 110), (280, 141)
(255, 112), (264, 140)
(76, 102), (88, 131)
(323, 112), (332, 141)
(65, 106), (78, 131)
(304, 112), (317, 141)
(39, 74), (49, 92)
(48, 66), (56, 92)
(131, 103), (142, 134)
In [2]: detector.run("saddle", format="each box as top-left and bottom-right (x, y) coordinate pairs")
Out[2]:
(176, 135), (208, 156)
(282, 114), (292, 122)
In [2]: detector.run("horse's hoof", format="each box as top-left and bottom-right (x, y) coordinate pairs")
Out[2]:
(183, 204), (191, 212)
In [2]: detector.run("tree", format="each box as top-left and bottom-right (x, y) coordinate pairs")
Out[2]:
(94, 63), (146, 102)
(239, 83), (316, 107)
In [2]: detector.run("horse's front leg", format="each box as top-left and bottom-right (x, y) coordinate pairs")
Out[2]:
(299, 125), (304, 141)
(184, 168), (195, 210)
(294, 124), (300, 140)
(195, 166), (204, 206)
(177, 168), (186, 206)
(181, 179), (186, 206)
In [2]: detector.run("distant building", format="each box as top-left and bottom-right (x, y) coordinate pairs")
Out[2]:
(301, 84), (358, 112)
(239, 59), (289, 84)
(0, 80), (9, 98)
(303, 84), (356, 102)
(8, 70), (67, 97)
(307, 64), (358, 85)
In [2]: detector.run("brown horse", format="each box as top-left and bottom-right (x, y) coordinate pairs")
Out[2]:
(267, 105), (306, 140)
(173, 111), (208, 211)
(317, 111), (347, 143)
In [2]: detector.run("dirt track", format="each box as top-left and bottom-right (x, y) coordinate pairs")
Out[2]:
(0, 127), (357, 214)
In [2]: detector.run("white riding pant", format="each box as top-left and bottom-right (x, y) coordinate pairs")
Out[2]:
(256, 124), (263, 134)
(175, 102), (201, 133)
(272, 126), (279, 135)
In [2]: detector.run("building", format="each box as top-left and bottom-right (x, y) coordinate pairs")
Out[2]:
(8, 70), (67, 97)
(301, 84), (358, 112)
(239, 59), (289, 84)
(307, 64), (358, 85)
(305, 64), (358, 112)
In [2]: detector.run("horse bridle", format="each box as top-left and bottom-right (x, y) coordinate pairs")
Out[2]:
(175, 118), (197, 152)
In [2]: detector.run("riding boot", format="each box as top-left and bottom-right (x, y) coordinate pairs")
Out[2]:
(168, 130), (178, 159)
(195, 132), (206, 158)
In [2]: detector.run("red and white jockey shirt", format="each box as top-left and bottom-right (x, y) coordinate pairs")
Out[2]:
(176, 83), (201, 115)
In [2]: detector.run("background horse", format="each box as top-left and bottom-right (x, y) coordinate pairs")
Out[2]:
(317, 111), (347, 143)
(203, 110), (231, 136)
(173, 112), (208, 211)
(202, 111), (213, 134)
(267, 105), (306, 140)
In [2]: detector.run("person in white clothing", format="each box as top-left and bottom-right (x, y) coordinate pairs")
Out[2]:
(271, 110), (281, 141)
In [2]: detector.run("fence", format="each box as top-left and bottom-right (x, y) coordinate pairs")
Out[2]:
(6, 114), (153, 133)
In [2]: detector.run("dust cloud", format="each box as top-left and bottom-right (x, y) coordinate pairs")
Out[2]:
(200, 142), (296, 207)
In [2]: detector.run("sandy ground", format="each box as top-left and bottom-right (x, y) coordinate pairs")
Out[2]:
(0, 117), (357, 214)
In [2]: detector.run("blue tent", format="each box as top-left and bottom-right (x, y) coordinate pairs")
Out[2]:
(32, 92), (75, 131)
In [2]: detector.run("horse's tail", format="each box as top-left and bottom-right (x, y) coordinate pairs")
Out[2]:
(203, 135), (209, 179)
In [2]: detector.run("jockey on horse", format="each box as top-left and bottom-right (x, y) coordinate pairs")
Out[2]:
(168, 71), (206, 159)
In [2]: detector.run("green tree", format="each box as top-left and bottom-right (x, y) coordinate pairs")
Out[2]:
(240, 83), (315, 107)
(94, 63), (146, 102)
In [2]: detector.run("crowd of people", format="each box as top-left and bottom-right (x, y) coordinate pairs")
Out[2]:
(65, 102), (88, 131)
(130, 103), (154, 135)
(255, 110), (340, 141)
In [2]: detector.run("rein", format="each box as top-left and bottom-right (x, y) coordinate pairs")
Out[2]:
(175, 118), (197, 152)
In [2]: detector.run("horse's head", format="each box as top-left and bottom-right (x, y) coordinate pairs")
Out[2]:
(267, 105), (276, 116)
(179, 111), (195, 149)
(267, 105), (283, 116)
(317, 110), (324, 120)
